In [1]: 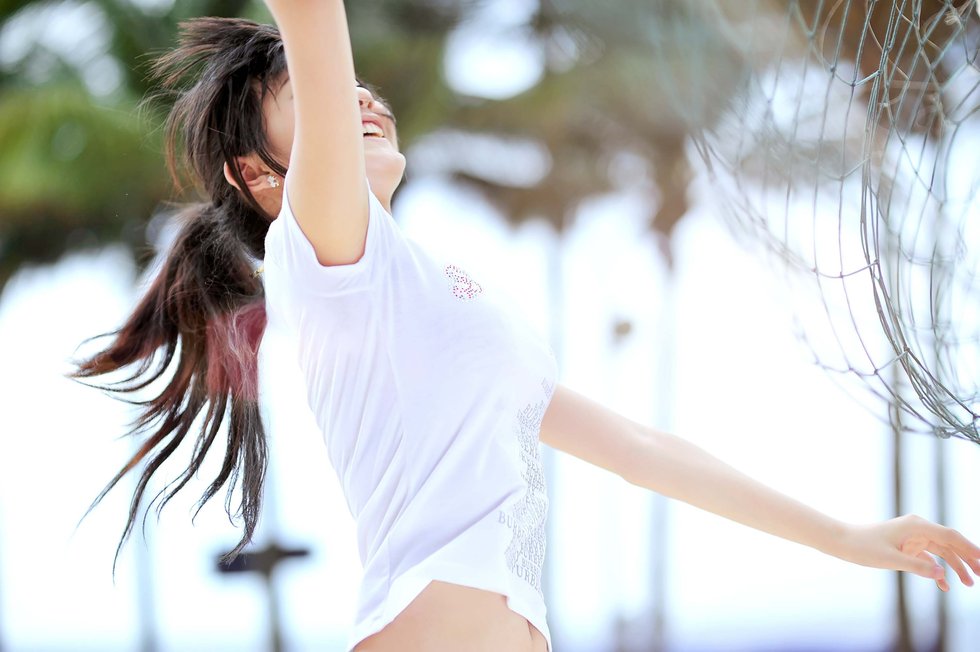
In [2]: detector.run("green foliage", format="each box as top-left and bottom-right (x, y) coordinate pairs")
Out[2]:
(0, 0), (762, 289)
(0, 83), (161, 222)
(0, 82), (164, 280)
(0, 0), (258, 290)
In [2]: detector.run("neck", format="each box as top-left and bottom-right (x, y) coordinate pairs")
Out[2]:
(373, 188), (394, 215)
(366, 154), (405, 215)
(368, 177), (398, 215)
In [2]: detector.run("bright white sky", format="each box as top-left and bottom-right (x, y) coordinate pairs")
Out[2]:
(2, 1), (980, 650)
(2, 171), (980, 651)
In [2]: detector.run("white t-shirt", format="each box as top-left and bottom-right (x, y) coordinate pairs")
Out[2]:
(263, 180), (558, 652)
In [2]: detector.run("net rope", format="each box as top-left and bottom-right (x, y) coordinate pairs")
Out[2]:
(672, 0), (980, 440)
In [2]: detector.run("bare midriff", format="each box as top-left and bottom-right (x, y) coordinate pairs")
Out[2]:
(353, 580), (548, 652)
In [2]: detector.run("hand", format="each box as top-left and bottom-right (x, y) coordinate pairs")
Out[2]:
(837, 514), (980, 591)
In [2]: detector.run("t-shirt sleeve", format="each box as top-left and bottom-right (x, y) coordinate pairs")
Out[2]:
(263, 176), (393, 295)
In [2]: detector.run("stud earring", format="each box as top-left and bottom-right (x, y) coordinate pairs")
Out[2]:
(267, 175), (280, 188)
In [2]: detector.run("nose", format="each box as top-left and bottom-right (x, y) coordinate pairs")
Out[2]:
(356, 85), (376, 108)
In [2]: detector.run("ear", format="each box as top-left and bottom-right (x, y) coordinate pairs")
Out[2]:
(223, 156), (279, 194)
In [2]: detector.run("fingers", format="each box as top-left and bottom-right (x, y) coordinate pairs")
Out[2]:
(894, 546), (944, 581)
(939, 528), (980, 576)
(964, 552), (980, 577)
(926, 542), (975, 587)
(916, 551), (949, 592)
(900, 516), (980, 589)
(913, 518), (980, 585)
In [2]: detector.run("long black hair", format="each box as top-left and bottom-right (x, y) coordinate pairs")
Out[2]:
(70, 17), (288, 569)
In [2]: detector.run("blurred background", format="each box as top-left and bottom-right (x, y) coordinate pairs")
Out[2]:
(1, 0), (979, 650)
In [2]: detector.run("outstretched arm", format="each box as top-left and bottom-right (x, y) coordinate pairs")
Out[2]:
(263, 0), (368, 266)
(539, 383), (980, 591)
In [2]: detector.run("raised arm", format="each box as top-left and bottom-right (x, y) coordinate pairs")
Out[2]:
(263, 0), (368, 266)
(539, 384), (980, 591)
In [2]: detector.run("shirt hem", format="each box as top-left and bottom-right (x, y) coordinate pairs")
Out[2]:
(345, 561), (552, 652)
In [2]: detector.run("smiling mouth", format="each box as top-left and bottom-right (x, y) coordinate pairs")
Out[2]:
(362, 122), (385, 138)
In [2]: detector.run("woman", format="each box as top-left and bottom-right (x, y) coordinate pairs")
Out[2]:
(72, 3), (980, 652)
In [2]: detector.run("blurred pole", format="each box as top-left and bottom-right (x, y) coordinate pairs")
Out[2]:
(0, 516), (4, 652)
(542, 210), (567, 651)
(881, 159), (912, 652)
(933, 325), (948, 652)
(135, 534), (158, 652)
(262, 470), (285, 652)
(132, 444), (159, 652)
(931, 167), (949, 652)
(645, 267), (674, 652)
(609, 317), (634, 652)
(216, 430), (310, 652)
(933, 431), (948, 652)
(891, 364), (912, 652)
(613, 245), (672, 652)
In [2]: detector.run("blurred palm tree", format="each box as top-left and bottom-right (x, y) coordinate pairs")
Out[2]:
(0, 5), (748, 652)
(2, 1), (972, 650)
(0, 0), (746, 294)
(0, 0), (257, 290)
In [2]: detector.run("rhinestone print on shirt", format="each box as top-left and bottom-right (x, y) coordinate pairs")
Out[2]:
(444, 264), (483, 301)
(498, 377), (554, 596)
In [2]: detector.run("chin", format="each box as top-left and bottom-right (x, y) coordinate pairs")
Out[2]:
(367, 153), (406, 188)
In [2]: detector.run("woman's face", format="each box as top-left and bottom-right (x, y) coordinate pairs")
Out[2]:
(259, 74), (406, 209)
